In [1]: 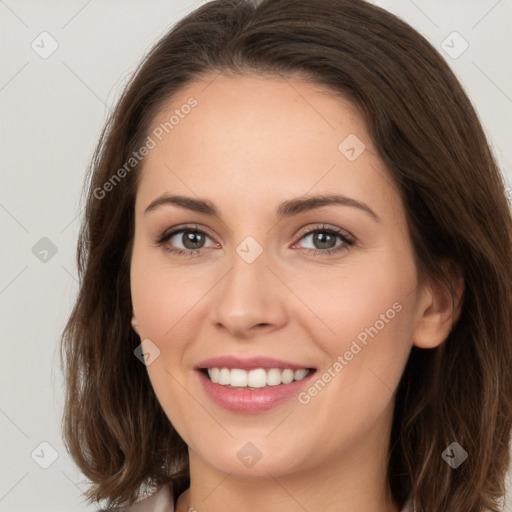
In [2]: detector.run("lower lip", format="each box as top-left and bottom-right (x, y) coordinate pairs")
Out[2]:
(196, 370), (316, 413)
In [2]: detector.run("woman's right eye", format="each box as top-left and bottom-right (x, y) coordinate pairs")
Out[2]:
(155, 225), (217, 257)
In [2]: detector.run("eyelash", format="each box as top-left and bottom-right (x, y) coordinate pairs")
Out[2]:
(154, 223), (355, 258)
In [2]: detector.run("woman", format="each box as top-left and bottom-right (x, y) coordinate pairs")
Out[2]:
(60, 0), (512, 511)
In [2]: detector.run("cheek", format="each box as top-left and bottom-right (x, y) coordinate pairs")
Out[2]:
(291, 290), (414, 451)
(130, 241), (210, 341)
(129, 247), (204, 438)
(304, 257), (415, 349)
(299, 250), (417, 398)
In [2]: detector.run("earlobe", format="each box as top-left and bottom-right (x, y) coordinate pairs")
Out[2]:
(412, 270), (464, 349)
(131, 315), (140, 335)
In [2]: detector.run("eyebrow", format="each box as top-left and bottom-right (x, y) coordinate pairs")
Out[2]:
(144, 193), (380, 222)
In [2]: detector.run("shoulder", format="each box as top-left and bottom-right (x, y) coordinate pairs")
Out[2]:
(98, 485), (175, 512)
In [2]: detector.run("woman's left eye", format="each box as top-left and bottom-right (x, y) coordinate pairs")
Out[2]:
(295, 225), (355, 255)
(155, 224), (355, 258)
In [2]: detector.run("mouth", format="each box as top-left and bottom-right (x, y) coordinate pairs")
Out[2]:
(195, 358), (318, 413)
(198, 367), (316, 389)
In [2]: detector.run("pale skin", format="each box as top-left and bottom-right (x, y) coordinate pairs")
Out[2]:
(129, 72), (463, 512)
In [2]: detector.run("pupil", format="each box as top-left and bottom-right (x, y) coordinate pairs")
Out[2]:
(315, 232), (334, 249)
(184, 232), (203, 249)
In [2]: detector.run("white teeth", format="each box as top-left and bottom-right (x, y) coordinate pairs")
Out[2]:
(247, 368), (267, 388)
(230, 369), (247, 387)
(266, 368), (282, 386)
(209, 367), (220, 383)
(218, 368), (230, 385)
(281, 369), (294, 384)
(294, 369), (308, 381)
(206, 367), (312, 388)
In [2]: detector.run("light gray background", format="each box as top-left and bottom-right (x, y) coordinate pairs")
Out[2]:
(1, 1), (511, 511)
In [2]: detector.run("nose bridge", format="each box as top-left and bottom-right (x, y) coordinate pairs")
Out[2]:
(210, 238), (287, 336)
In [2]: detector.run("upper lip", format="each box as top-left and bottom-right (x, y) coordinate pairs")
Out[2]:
(195, 355), (316, 371)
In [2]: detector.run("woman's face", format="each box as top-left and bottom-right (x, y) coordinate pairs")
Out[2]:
(130, 73), (429, 481)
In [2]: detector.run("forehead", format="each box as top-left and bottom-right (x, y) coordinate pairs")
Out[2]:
(148, 71), (372, 157)
(136, 73), (400, 220)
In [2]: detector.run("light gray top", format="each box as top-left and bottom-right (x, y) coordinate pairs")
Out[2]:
(113, 485), (174, 512)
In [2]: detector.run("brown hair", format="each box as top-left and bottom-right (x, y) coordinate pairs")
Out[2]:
(60, 0), (512, 510)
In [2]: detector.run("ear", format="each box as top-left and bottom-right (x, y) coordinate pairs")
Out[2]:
(412, 265), (464, 349)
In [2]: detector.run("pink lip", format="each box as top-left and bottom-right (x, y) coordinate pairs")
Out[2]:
(195, 368), (317, 414)
(195, 355), (314, 371)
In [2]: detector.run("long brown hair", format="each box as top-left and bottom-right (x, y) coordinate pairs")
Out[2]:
(60, 1), (512, 510)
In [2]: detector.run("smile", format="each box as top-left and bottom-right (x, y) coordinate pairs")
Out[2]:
(194, 355), (317, 413)
(204, 367), (313, 388)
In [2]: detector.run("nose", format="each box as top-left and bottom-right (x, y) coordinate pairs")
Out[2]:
(209, 246), (288, 339)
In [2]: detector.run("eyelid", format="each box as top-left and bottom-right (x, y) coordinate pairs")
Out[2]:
(155, 223), (216, 244)
(294, 223), (354, 242)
